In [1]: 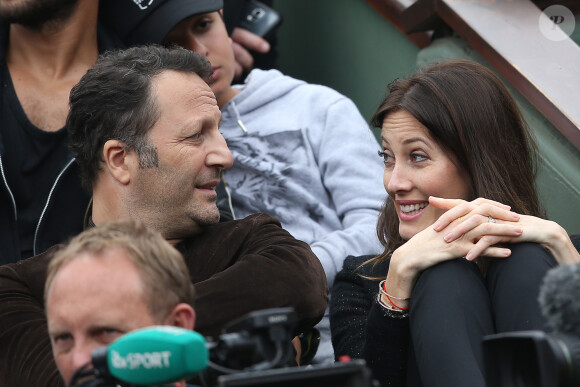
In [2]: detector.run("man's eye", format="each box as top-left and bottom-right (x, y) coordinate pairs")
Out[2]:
(53, 333), (72, 343)
(51, 333), (74, 352)
(97, 328), (122, 343)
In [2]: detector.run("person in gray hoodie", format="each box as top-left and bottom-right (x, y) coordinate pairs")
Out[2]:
(100, 0), (385, 363)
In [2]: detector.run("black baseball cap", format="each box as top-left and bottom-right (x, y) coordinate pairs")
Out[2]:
(100, 0), (224, 46)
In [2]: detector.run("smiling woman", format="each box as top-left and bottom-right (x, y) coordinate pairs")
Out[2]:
(379, 110), (471, 241)
(330, 59), (580, 387)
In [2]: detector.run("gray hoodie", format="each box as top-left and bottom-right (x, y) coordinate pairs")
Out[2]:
(220, 69), (385, 362)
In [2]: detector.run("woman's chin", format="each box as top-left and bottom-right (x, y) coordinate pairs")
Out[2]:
(398, 225), (417, 241)
(398, 222), (429, 241)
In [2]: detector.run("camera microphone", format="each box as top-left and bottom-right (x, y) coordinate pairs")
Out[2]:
(538, 262), (580, 337)
(76, 309), (376, 387)
(91, 325), (208, 385)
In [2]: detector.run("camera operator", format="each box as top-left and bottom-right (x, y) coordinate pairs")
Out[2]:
(45, 219), (197, 387)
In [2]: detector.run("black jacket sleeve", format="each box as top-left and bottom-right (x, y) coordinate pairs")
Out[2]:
(330, 255), (409, 387)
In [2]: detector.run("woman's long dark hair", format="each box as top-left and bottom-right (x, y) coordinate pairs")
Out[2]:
(372, 59), (543, 263)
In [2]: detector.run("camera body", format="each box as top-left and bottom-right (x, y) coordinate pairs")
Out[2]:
(74, 308), (376, 387)
(217, 359), (374, 387)
(206, 308), (297, 371)
(205, 308), (375, 386)
(483, 330), (580, 387)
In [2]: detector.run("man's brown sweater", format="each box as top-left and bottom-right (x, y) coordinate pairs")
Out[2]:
(0, 213), (328, 386)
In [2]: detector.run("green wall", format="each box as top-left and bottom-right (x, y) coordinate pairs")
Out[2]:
(273, 0), (419, 124)
(416, 37), (580, 234)
(271, 1), (580, 233)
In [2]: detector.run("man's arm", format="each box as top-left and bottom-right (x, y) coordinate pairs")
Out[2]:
(0, 247), (65, 387)
(185, 213), (328, 337)
(0, 214), (326, 384)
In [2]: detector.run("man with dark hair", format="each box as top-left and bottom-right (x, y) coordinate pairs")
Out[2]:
(46, 219), (197, 387)
(99, 0), (384, 363)
(0, 45), (327, 387)
(0, 0), (122, 264)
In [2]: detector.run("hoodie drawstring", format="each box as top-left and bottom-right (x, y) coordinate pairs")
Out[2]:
(229, 100), (248, 135)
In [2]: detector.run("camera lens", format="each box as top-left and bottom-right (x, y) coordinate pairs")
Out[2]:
(510, 339), (541, 387)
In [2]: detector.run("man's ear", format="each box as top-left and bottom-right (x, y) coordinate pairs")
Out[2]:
(102, 140), (134, 185)
(165, 303), (196, 331)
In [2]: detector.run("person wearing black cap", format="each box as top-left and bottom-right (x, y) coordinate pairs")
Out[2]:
(100, 0), (276, 83)
(101, 0), (222, 47)
(100, 0), (385, 364)
(0, 0), (123, 265)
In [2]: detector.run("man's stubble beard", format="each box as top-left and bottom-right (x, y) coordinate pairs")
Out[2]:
(0, 0), (80, 30)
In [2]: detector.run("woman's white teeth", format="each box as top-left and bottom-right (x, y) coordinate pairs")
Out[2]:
(400, 203), (427, 213)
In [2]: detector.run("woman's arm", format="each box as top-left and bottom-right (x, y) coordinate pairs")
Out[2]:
(509, 216), (580, 264)
(330, 256), (409, 386)
(330, 256), (376, 359)
(431, 197), (580, 264)
(382, 199), (520, 301)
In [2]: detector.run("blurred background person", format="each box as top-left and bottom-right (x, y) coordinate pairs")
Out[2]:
(45, 219), (196, 387)
(0, 0), (122, 264)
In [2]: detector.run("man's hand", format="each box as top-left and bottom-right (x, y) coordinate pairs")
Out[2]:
(292, 336), (301, 366)
(231, 27), (270, 81)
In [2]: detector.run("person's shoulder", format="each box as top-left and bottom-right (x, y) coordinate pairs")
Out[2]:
(0, 245), (62, 300)
(200, 213), (283, 239)
(290, 75), (347, 101)
(231, 212), (282, 228)
(242, 68), (303, 92)
(342, 255), (373, 272)
(237, 70), (358, 117)
(246, 69), (343, 98)
(335, 255), (388, 292)
(0, 245), (61, 276)
(342, 255), (388, 276)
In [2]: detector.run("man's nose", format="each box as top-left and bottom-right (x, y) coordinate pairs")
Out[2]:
(207, 132), (234, 170)
(70, 344), (96, 382)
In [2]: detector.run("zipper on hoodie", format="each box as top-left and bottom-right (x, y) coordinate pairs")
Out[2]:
(33, 158), (75, 256)
(0, 155), (17, 220)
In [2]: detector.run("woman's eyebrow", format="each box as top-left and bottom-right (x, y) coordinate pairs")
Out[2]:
(401, 136), (431, 147)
